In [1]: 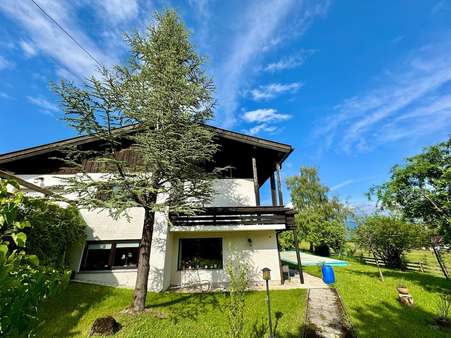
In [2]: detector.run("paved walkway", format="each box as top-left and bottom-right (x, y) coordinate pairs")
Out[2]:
(305, 288), (349, 338)
(169, 271), (328, 293)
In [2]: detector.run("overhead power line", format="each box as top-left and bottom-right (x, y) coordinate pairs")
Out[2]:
(30, 0), (103, 68)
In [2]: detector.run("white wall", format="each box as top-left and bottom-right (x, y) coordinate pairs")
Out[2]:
(17, 175), (256, 208)
(80, 208), (144, 241)
(75, 270), (139, 288)
(170, 230), (281, 288)
(17, 174), (274, 290)
(208, 179), (255, 207)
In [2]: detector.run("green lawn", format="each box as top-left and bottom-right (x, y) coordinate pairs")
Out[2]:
(406, 249), (451, 270)
(305, 261), (451, 338)
(33, 282), (306, 338)
(344, 242), (451, 276)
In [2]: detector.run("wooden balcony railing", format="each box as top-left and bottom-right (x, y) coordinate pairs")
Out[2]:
(170, 206), (295, 228)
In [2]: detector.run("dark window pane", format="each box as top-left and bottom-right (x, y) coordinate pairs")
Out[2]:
(84, 243), (112, 270)
(113, 243), (139, 268)
(179, 238), (222, 270)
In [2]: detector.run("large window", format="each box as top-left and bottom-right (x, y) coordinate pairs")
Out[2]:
(81, 241), (140, 271)
(178, 238), (223, 270)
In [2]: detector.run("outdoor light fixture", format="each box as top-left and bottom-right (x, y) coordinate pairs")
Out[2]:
(262, 267), (271, 281)
(261, 267), (273, 338)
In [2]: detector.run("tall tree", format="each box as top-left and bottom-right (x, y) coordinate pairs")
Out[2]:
(370, 137), (451, 242)
(285, 166), (349, 256)
(53, 10), (218, 311)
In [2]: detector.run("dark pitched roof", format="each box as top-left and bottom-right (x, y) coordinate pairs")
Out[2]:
(0, 124), (293, 186)
(0, 124), (292, 164)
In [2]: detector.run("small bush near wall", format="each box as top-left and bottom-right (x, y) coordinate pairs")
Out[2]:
(0, 179), (77, 336)
(0, 255), (70, 336)
(22, 199), (86, 267)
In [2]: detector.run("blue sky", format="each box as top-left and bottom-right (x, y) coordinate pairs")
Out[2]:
(0, 1), (450, 209)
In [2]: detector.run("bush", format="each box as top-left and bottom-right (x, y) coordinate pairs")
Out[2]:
(23, 199), (86, 267)
(354, 215), (428, 268)
(0, 253), (70, 336)
(225, 251), (250, 338)
(0, 179), (75, 336)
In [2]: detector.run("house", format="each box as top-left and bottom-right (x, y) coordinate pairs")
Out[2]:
(0, 125), (302, 291)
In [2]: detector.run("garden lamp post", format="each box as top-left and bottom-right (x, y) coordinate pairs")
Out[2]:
(262, 267), (273, 338)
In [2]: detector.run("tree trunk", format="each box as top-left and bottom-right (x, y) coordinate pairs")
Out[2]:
(133, 207), (155, 311)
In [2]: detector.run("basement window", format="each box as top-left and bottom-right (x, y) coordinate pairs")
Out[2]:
(81, 241), (140, 271)
(178, 238), (223, 270)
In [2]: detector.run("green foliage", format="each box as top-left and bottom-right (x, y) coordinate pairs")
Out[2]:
(286, 166), (350, 255)
(436, 292), (451, 320)
(23, 199), (86, 267)
(52, 9), (218, 217)
(53, 9), (219, 310)
(0, 253), (70, 336)
(354, 215), (428, 268)
(278, 231), (295, 251)
(225, 251), (250, 338)
(0, 178), (30, 251)
(370, 137), (451, 242)
(0, 179), (72, 336)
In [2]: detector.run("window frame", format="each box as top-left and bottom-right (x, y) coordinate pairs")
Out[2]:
(80, 239), (140, 272)
(177, 237), (224, 271)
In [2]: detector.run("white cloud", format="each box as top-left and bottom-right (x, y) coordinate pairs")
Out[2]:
(214, 0), (329, 127)
(95, 0), (138, 23)
(246, 123), (279, 136)
(0, 92), (11, 99)
(264, 50), (314, 72)
(317, 42), (451, 152)
(27, 96), (59, 115)
(0, 56), (14, 70)
(242, 108), (291, 135)
(330, 179), (354, 192)
(242, 108), (291, 123)
(250, 82), (302, 101)
(19, 40), (37, 58)
(0, 1), (117, 79)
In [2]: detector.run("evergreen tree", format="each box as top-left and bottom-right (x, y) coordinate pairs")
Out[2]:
(53, 10), (217, 311)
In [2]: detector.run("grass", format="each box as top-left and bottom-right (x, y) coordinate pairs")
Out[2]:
(406, 249), (451, 270)
(304, 260), (451, 338)
(32, 282), (306, 338)
(343, 241), (451, 276)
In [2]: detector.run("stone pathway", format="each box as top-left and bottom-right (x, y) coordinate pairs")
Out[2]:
(305, 288), (350, 338)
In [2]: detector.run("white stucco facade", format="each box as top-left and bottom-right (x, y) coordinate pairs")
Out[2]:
(18, 175), (284, 291)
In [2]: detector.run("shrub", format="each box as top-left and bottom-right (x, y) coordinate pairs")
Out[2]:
(22, 199), (86, 267)
(225, 251), (250, 338)
(436, 292), (451, 321)
(0, 179), (73, 336)
(354, 215), (428, 268)
(0, 253), (70, 336)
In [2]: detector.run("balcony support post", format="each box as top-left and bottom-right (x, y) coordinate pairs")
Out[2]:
(275, 162), (283, 206)
(252, 154), (260, 206)
(293, 228), (305, 284)
(270, 172), (277, 206)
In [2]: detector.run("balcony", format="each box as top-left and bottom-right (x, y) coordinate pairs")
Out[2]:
(169, 206), (295, 232)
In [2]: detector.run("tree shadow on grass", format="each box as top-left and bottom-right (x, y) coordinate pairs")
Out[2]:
(347, 268), (451, 293)
(248, 311), (303, 338)
(33, 282), (117, 337)
(147, 292), (222, 324)
(348, 300), (450, 338)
